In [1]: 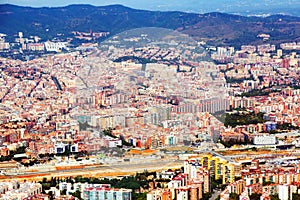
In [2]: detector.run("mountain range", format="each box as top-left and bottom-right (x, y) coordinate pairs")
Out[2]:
(0, 4), (300, 47)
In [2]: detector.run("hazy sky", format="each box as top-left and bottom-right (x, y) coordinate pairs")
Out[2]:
(1, 0), (300, 15)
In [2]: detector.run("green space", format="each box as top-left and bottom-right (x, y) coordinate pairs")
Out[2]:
(224, 111), (266, 127)
(239, 88), (280, 97)
(225, 76), (253, 84)
(114, 56), (155, 64)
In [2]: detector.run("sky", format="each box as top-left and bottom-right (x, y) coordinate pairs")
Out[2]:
(1, 0), (300, 16)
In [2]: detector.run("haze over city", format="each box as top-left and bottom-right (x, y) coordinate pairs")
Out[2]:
(1, 0), (300, 16)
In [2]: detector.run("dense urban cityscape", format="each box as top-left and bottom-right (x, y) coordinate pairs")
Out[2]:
(1, 2), (300, 200)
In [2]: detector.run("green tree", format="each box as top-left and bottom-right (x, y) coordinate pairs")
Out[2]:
(293, 193), (300, 199)
(133, 192), (147, 200)
(249, 193), (260, 200)
(61, 189), (67, 195)
(42, 177), (47, 183)
(71, 191), (83, 200)
(229, 193), (239, 200)
(270, 194), (280, 200)
(202, 193), (212, 200)
(48, 191), (54, 200)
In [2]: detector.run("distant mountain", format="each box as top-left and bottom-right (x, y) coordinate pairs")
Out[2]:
(0, 4), (300, 47)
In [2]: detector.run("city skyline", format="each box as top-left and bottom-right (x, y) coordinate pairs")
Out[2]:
(1, 0), (300, 16)
(1, 0), (300, 199)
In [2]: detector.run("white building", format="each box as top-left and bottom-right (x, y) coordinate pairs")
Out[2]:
(278, 184), (290, 200)
(0, 181), (42, 199)
(54, 142), (69, 154)
(0, 42), (10, 50)
(253, 135), (276, 145)
(44, 41), (68, 52)
(108, 138), (122, 148)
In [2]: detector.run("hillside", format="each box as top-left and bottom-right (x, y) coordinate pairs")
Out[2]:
(0, 4), (300, 47)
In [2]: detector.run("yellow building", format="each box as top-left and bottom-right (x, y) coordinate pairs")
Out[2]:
(186, 153), (239, 184)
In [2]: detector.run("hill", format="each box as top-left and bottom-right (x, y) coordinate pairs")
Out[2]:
(0, 4), (300, 47)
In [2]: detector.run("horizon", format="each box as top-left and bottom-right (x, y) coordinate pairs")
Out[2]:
(1, 0), (300, 16)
